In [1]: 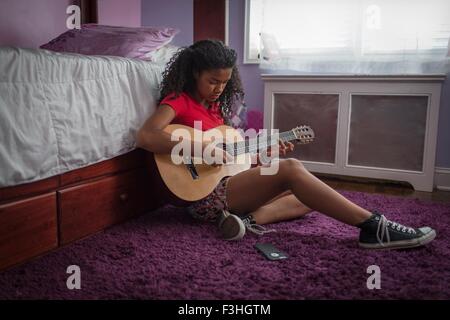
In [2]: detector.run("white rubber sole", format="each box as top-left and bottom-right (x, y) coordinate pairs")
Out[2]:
(224, 216), (246, 241)
(359, 230), (436, 250)
(218, 212), (246, 241)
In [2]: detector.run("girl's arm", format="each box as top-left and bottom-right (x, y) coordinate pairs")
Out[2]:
(136, 105), (232, 165)
(136, 104), (178, 154)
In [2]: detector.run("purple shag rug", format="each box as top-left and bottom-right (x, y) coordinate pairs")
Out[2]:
(1, 190), (449, 300)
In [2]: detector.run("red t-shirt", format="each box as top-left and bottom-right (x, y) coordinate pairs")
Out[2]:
(160, 92), (224, 131)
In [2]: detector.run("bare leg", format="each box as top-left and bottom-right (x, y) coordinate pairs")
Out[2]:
(250, 191), (313, 224)
(226, 158), (372, 226)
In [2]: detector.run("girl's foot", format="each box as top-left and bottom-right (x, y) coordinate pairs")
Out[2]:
(357, 211), (436, 250)
(217, 210), (246, 241)
(217, 211), (276, 240)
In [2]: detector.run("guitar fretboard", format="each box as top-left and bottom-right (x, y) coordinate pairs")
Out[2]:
(225, 130), (297, 156)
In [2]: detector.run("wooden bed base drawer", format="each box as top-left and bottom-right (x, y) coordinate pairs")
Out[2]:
(58, 168), (155, 245)
(0, 193), (57, 270)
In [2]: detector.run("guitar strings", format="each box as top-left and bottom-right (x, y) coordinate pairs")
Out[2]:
(227, 131), (297, 156)
(232, 131), (293, 155)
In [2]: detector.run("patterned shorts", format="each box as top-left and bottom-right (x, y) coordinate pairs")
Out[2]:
(186, 176), (231, 223)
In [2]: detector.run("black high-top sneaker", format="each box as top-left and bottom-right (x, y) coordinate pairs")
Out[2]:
(357, 211), (436, 250)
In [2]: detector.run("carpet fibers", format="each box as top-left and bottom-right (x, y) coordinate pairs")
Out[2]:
(1, 190), (449, 299)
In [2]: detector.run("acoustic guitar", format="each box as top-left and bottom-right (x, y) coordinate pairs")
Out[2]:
(154, 124), (315, 201)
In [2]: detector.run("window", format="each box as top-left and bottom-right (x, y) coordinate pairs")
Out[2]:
(244, 0), (263, 63)
(244, 0), (450, 74)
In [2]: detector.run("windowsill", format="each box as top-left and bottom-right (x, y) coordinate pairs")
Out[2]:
(260, 74), (447, 82)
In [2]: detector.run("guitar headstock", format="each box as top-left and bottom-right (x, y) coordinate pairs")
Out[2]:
(292, 125), (315, 144)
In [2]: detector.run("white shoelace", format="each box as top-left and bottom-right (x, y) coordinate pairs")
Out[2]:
(376, 214), (417, 247)
(242, 220), (277, 235)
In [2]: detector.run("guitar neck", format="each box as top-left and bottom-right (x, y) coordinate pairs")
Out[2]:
(227, 130), (297, 156)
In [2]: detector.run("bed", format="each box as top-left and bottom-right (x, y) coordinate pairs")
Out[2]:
(0, 0), (227, 272)
(0, 39), (179, 271)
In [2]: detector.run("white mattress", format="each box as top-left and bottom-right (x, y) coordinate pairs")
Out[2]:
(0, 46), (169, 187)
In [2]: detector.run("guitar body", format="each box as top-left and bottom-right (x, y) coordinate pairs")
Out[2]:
(154, 124), (252, 202)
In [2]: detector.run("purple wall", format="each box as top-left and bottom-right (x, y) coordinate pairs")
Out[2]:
(0, 0), (142, 48)
(141, 0), (193, 47)
(0, 0), (72, 48)
(98, 0), (141, 27)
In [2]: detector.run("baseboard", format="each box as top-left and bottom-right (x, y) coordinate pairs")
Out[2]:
(435, 167), (450, 191)
(316, 168), (450, 192)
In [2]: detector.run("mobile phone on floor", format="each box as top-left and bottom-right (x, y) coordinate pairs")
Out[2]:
(254, 242), (288, 261)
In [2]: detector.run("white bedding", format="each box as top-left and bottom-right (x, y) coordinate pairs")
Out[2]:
(0, 46), (169, 187)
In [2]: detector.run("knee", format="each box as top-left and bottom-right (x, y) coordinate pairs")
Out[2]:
(280, 158), (307, 179)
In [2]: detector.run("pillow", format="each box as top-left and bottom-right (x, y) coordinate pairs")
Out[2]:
(40, 24), (179, 60)
(142, 44), (180, 64)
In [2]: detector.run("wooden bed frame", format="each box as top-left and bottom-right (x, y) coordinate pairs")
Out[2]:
(0, 0), (226, 272)
(0, 150), (166, 271)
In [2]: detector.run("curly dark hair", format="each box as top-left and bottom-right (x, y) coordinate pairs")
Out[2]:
(158, 39), (245, 124)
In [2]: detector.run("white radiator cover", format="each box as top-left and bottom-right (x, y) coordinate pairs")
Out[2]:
(262, 75), (446, 192)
